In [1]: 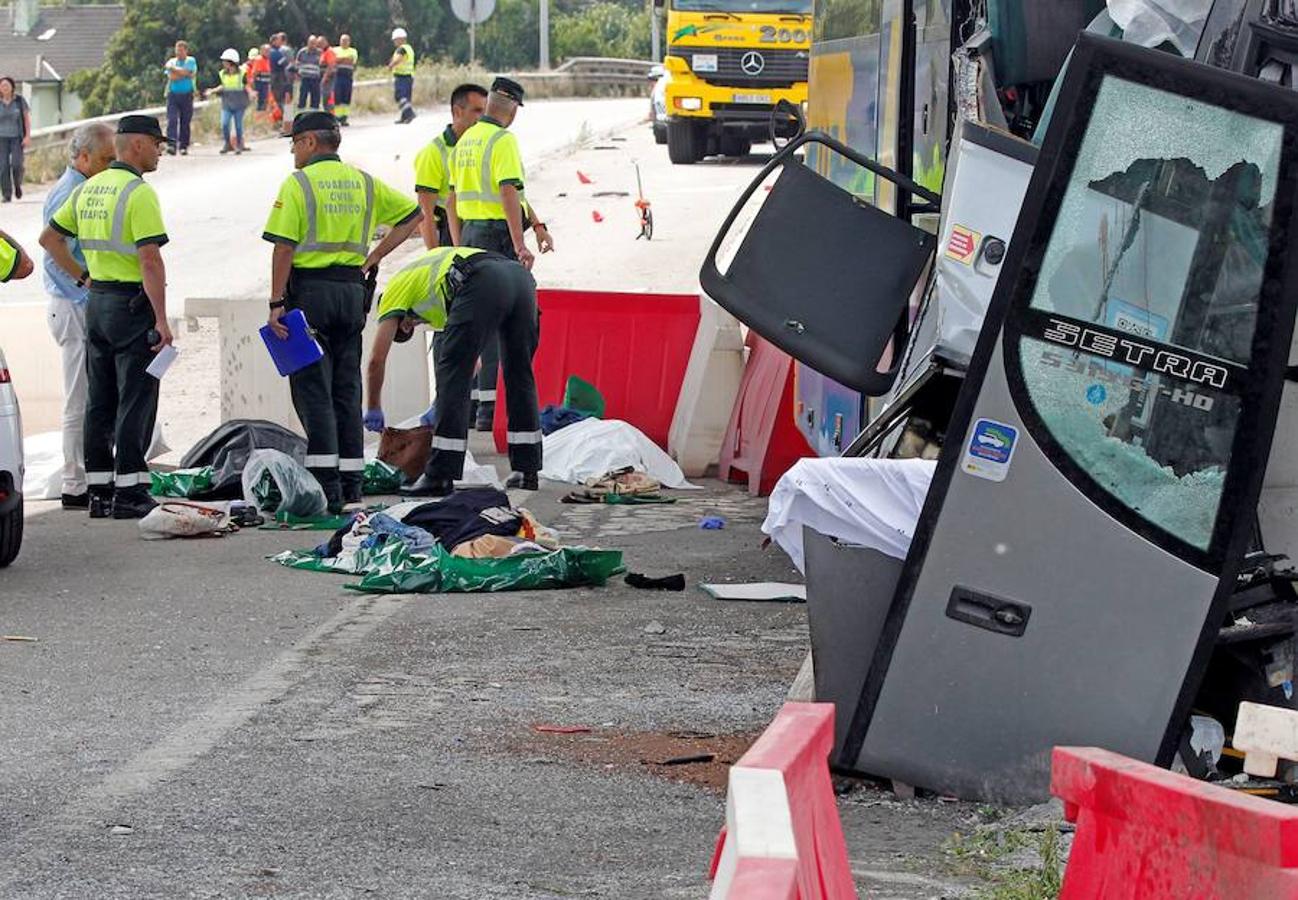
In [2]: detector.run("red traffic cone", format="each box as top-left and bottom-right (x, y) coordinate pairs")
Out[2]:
(577, 171), (594, 184)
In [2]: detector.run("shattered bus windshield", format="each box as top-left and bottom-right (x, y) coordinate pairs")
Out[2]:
(1017, 75), (1281, 550)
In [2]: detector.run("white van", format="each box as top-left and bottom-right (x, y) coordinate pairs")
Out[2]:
(0, 343), (22, 566)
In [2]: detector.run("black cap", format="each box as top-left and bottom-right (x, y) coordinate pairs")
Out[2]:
(491, 76), (525, 106)
(117, 115), (165, 141)
(291, 110), (340, 137)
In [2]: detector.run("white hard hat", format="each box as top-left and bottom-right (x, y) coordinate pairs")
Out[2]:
(221, 48), (240, 63)
(391, 27), (408, 40)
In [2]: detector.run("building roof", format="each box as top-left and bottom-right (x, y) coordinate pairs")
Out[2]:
(0, 4), (125, 82)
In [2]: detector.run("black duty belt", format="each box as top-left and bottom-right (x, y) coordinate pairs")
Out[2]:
(290, 265), (364, 284)
(89, 280), (144, 296)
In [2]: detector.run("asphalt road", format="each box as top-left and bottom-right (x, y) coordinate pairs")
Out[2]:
(0, 98), (647, 310)
(1, 445), (812, 898)
(1, 107), (993, 897)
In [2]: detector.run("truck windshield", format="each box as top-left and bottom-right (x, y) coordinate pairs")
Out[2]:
(672, 0), (812, 14)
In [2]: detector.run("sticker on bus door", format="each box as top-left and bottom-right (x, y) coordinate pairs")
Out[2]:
(963, 418), (1019, 483)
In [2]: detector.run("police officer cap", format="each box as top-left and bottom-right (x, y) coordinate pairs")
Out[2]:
(117, 115), (165, 141)
(491, 76), (525, 106)
(291, 111), (340, 137)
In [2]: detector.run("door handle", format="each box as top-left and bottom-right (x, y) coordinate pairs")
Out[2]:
(946, 586), (1032, 638)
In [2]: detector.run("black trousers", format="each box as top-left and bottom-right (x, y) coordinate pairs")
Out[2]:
(460, 220), (518, 410)
(299, 77), (321, 110)
(84, 287), (159, 495)
(287, 273), (366, 503)
(0, 136), (23, 201)
(334, 70), (354, 107)
(427, 257), (542, 479)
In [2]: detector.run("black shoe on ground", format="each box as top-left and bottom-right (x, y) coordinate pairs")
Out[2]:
(180, 147), (188, 156)
(220, 145), (231, 155)
(327, 500), (346, 516)
(505, 471), (539, 491)
(13, 184), (20, 199)
(61, 492), (89, 510)
(474, 401), (495, 431)
(111, 489), (157, 520)
(342, 490), (363, 505)
(88, 492), (112, 519)
(399, 474), (454, 497)
(167, 144), (177, 156)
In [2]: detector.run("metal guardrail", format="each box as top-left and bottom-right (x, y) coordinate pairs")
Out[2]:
(531, 57), (656, 85)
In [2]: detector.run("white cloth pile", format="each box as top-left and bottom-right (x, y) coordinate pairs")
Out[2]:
(540, 418), (697, 489)
(762, 457), (936, 573)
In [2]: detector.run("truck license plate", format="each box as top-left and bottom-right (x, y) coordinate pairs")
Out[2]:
(734, 93), (771, 104)
(692, 54), (718, 72)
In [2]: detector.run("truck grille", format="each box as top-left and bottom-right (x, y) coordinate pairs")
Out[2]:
(669, 47), (808, 88)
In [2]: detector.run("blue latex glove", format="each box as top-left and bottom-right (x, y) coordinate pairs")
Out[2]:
(363, 408), (385, 433)
(418, 402), (437, 427)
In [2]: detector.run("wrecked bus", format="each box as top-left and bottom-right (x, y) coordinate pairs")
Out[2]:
(703, 1), (1298, 802)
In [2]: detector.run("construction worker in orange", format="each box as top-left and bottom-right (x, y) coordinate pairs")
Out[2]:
(250, 45), (272, 112)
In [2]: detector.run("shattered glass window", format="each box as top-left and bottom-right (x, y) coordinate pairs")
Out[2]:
(1018, 75), (1282, 550)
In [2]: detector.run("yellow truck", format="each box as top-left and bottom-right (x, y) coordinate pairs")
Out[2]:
(657, 0), (811, 164)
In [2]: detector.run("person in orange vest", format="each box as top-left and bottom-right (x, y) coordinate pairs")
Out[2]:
(320, 37), (338, 114)
(249, 45), (272, 111)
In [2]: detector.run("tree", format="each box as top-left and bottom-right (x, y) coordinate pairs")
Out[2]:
(251, 0), (448, 68)
(67, 0), (252, 116)
(551, 1), (650, 61)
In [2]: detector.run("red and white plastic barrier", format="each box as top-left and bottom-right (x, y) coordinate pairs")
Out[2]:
(709, 702), (858, 900)
(1052, 746), (1298, 899)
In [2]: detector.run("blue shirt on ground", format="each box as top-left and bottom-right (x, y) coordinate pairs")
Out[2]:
(165, 56), (198, 94)
(43, 165), (88, 304)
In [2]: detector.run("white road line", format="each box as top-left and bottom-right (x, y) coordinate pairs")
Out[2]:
(0, 593), (407, 871)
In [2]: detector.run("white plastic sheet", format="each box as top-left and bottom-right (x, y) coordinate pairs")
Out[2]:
(762, 457), (937, 572)
(1107, 0), (1213, 57)
(540, 418), (698, 489)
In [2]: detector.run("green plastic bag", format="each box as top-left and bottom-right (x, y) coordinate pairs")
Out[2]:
(150, 466), (215, 498)
(562, 375), (605, 419)
(273, 539), (414, 576)
(363, 460), (404, 495)
(259, 511), (358, 531)
(349, 544), (625, 594)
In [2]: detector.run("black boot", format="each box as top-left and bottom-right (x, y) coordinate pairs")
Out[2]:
(399, 474), (455, 497)
(505, 471), (539, 491)
(88, 489), (113, 519)
(474, 401), (495, 432)
(61, 492), (89, 510)
(111, 487), (157, 520)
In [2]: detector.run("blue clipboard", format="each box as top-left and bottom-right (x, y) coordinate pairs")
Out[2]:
(259, 308), (325, 376)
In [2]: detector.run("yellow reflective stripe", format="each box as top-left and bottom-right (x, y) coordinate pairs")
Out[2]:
(456, 128), (510, 204)
(407, 247), (457, 320)
(292, 169), (375, 255)
(434, 137), (450, 209)
(82, 179), (143, 256)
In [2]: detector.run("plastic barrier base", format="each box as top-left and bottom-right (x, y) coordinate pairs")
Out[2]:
(709, 702), (858, 900)
(718, 333), (814, 497)
(492, 289), (700, 452)
(1052, 746), (1298, 899)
